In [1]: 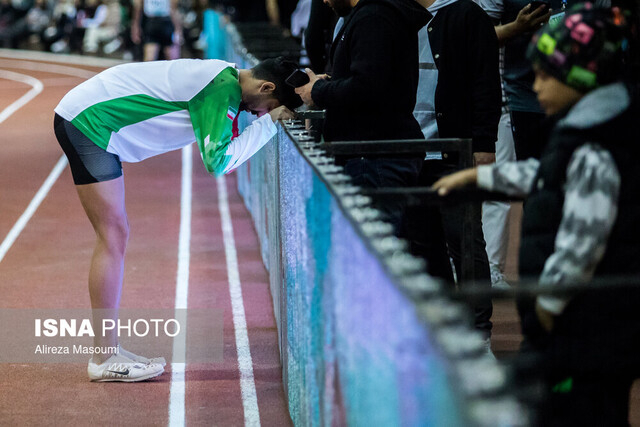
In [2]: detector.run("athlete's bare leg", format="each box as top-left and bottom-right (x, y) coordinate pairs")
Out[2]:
(143, 42), (160, 61)
(163, 43), (180, 60)
(76, 176), (128, 364)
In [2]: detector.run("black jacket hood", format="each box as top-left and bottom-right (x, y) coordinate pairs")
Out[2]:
(351, 0), (431, 32)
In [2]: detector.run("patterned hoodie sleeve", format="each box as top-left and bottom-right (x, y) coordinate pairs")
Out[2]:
(536, 143), (620, 314)
(477, 158), (540, 197)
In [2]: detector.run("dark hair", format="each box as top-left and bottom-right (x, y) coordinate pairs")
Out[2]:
(251, 57), (304, 110)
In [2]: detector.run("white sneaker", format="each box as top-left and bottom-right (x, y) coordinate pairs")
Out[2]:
(490, 265), (511, 290)
(118, 345), (166, 367)
(483, 338), (497, 360)
(50, 40), (69, 53)
(87, 354), (164, 382)
(103, 38), (122, 54)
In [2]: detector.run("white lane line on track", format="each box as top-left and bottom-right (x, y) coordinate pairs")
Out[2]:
(217, 174), (261, 427)
(0, 69), (68, 264)
(0, 59), (97, 79)
(0, 69), (43, 124)
(0, 156), (67, 264)
(169, 144), (192, 427)
(0, 48), (126, 68)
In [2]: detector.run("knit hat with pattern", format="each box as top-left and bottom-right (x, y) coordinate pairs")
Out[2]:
(528, 3), (632, 92)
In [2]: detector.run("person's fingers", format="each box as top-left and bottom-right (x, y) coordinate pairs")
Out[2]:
(431, 178), (450, 196)
(530, 4), (545, 15)
(437, 187), (449, 196)
(273, 106), (295, 120)
(305, 68), (317, 79)
(531, 16), (549, 28)
(432, 169), (477, 195)
(530, 8), (549, 22)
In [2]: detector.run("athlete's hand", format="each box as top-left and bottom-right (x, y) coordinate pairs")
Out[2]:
(268, 106), (295, 122)
(431, 168), (478, 196)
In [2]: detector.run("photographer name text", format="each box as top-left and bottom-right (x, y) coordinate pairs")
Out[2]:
(34, 344), (119, 354)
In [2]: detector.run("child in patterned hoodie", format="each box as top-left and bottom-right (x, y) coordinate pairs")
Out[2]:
(432, 4), (640, 424)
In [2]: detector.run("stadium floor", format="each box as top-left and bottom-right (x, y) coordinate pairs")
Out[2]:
(0, 51), (291, 425)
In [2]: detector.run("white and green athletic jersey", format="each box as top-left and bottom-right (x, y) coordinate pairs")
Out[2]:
(54, 59), (277, 176)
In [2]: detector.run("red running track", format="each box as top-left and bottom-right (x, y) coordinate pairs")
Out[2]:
(0, 52), (291, 426)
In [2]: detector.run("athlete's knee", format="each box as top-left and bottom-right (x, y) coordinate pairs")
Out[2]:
(96, 211), (129, 254)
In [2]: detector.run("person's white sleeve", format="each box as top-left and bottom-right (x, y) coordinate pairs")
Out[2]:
(81, 4), (108, 27)
(220, 114), (278, 174)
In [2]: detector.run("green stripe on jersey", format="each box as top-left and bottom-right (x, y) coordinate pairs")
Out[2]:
(71, 94), (189, 149)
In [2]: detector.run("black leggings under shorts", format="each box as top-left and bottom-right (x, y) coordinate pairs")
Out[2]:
(54, 113), (122, 185)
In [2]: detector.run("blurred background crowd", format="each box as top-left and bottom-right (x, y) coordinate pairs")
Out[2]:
(0, 0), (209, 59)
(0, 0), (310, 60)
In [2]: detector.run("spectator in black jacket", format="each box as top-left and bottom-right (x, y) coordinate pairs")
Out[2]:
(295, 0), (430, 235)
(304, 0), (337, 73)
(410, 0), (501, 344)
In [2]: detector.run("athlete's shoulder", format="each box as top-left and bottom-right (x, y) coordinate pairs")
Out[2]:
(100, 59), (236, 78)
(167, 58), (237, 77)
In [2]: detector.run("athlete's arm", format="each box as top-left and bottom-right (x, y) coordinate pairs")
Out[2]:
(170, 0), (182, 45)
(189, 67), (298, 175)
(80, 4), (108, 28)
(219, 106), (295, 174)
(219, 115), (278, 174)
(188, 67), (278, 176)
(131, 0), (143, 44)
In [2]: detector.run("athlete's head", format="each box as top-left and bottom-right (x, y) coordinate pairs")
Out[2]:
(239, 57), (303, 117)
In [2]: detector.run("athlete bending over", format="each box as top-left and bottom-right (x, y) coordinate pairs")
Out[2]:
(53, 57), (301, 382)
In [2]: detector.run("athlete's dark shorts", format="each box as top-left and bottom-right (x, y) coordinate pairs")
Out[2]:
(54, 113), (122, 185)
(143, 16), (175, 47)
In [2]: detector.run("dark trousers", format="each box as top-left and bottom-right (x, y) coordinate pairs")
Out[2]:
(510, 110), (547, 161)
(343, 157), (423, 238)
(410, 158), (493, 337)
(540, 376), (632, 427)
(518, 289), (640, 426)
